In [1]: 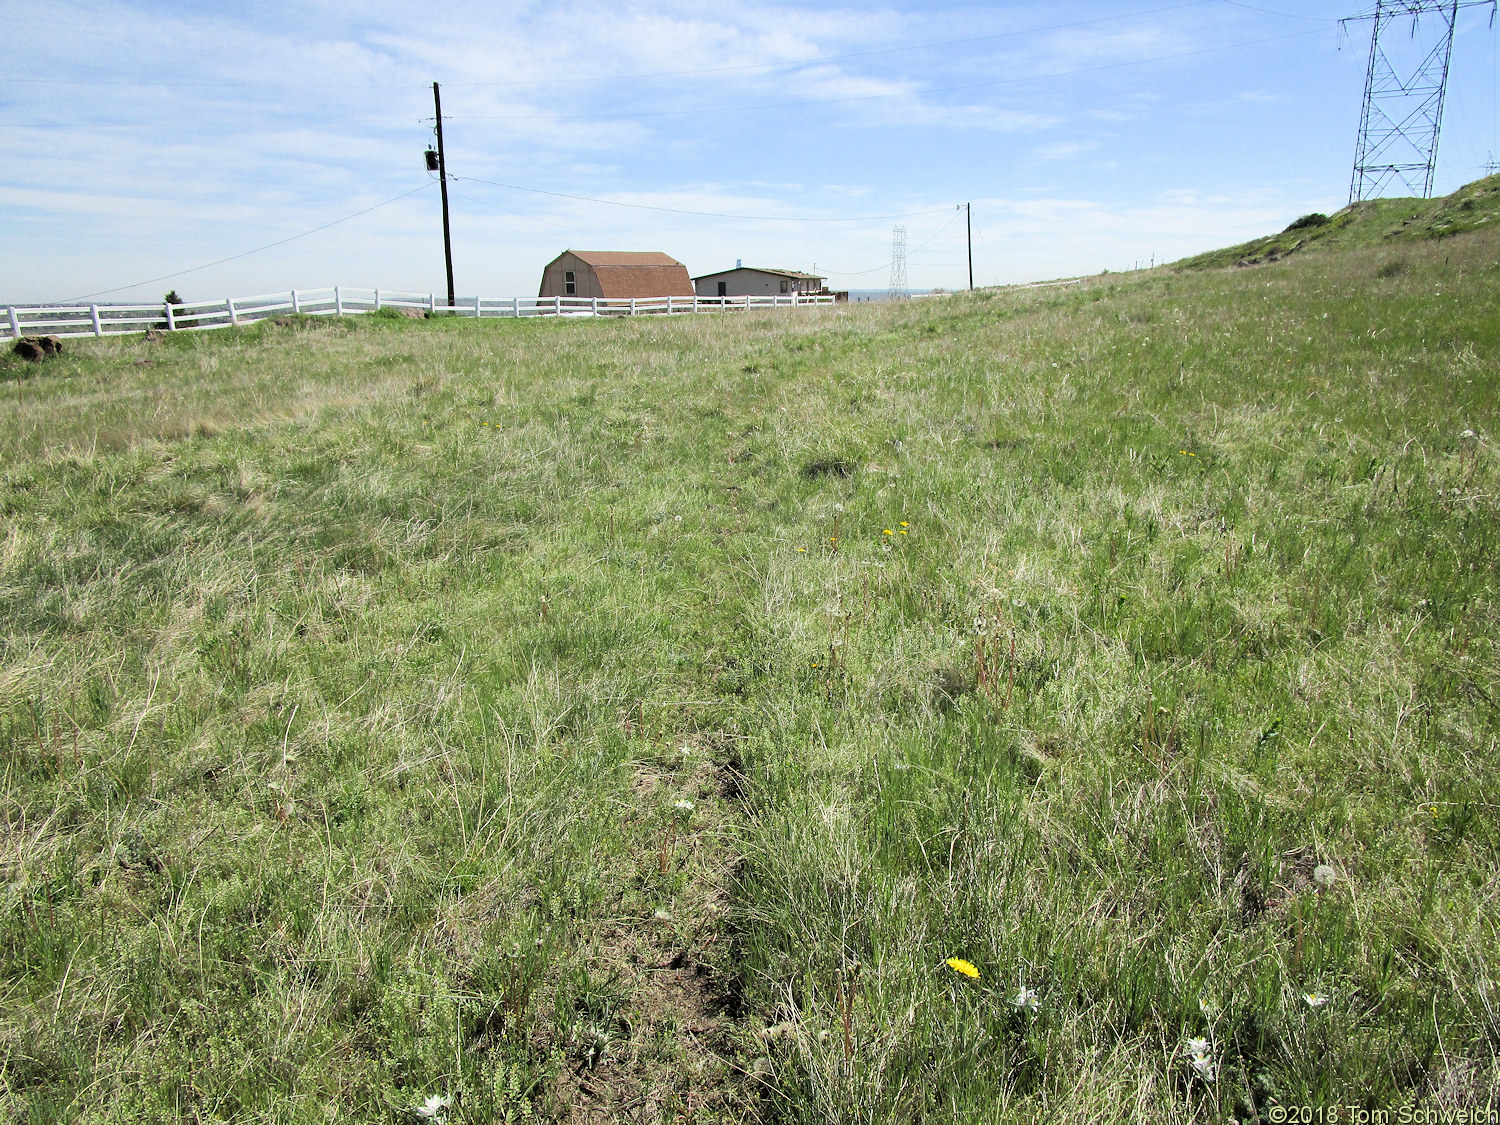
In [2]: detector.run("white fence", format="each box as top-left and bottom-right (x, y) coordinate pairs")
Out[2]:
(5, 286), (838, 341)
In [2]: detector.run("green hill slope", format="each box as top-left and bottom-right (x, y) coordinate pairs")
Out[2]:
(1175, 172), (1500, 270)
(2, 225), (1499, 1122)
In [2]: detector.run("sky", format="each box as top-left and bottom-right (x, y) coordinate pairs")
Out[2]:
(3, 0), (1498, 304)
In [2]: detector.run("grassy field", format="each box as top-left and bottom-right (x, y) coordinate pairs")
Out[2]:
(2, 211), (1498, 1123)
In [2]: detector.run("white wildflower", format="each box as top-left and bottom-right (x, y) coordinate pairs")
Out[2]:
(1010, 986), (1040, 1014)
(415, 1093), (450, 1119)
(653, 908), (673, 922)
(673, 799), (694, 814)
(1184, 1038), (1216, 1082)
(1303, 992), (1330, 1009)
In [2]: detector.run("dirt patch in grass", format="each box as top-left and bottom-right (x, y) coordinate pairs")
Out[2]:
(552, 740), (760, 1123)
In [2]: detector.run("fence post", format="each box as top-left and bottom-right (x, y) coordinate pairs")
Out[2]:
(8, 307), (20, 339)
(164, 302), (176, 331)
(630, 297), (636, 317)
(374, 289), (381, 310)
(666, 295), (673, 316)
(693, 294), (699, 314)
(592, 296), (599, 316)
(227, 298), (238, 327)
(429, 293), (437, 315)
(335, 287), (343, 316)
(292, 289), (300, 314)
(90, 304), (103, 337)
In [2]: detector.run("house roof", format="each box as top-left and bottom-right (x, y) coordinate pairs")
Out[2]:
(550, 250), (695, 298)
(692, 265), (825, 282)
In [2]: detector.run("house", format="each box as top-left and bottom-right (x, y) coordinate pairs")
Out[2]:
(538, 251), (694, 300)
(692, 263), (827, 298)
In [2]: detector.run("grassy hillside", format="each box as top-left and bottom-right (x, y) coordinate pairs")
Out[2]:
(2, 223), (1498, 1123)
(1174, 173), (1500, 270)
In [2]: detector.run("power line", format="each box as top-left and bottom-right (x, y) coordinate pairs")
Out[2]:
(909, 210), (964, 253)
(1341, 0), (1496, 17)
(67, 182), (436, 302)
(449, 175), (953, 222)
(819, 211), (965, 277)
(1216, 0), (1338, 19)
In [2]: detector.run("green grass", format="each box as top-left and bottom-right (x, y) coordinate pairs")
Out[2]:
(1173, 173), (1500, 270)
(2, 218), (1498, 1122)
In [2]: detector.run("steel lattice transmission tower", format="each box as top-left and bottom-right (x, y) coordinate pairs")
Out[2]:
(887, 225), (908, 301)
(1346, 0), (1475, 202)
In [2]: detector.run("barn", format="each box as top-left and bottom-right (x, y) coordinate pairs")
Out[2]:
(538, 251), (695, 300)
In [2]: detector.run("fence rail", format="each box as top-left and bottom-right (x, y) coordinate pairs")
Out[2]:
(5, 287), (838, 341)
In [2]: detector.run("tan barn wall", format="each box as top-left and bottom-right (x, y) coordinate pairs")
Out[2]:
(538, 252), (603, 299)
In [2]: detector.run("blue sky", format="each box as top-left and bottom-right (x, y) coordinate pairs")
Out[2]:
(4, 0), (1498, 303)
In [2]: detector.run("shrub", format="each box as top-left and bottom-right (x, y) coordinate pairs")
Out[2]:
(1284, 212), (1330, 232)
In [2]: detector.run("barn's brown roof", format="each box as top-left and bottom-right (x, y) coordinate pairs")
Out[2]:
(553, 250), (695, 299)
(570, 251), (684, 268)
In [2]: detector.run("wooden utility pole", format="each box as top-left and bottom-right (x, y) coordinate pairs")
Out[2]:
(432, 82), (455, 311)
(966, 202), (973, 291)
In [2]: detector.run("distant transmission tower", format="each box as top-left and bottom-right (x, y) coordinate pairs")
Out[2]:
(887, 225), (908, 300)
(1345, 1), (1490, 202)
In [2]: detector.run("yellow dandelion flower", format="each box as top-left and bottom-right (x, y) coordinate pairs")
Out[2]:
(900, 522), (909, 527)
(797, 547), (807, 553)
(945, 957), (980, 980)
(884, 529), (894, 535)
